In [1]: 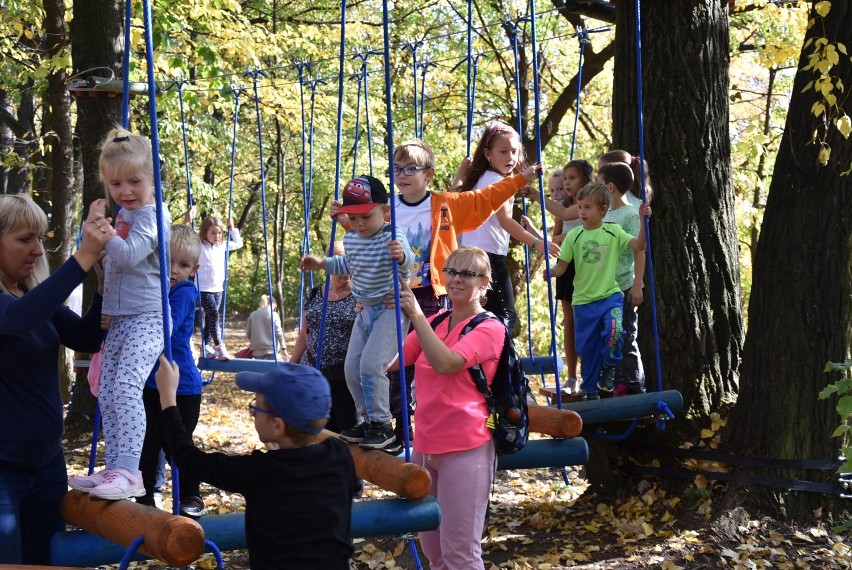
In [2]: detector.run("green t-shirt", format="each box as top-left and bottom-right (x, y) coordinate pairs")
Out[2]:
(603, 204), (641, 291)
(558, 223), (633, 305)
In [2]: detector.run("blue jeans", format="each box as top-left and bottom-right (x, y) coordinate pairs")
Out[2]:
(0, 447), (67, 564)
(344, 303), (408, 424)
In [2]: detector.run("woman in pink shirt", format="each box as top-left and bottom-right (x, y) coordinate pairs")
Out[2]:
(397, 246), (504, 570)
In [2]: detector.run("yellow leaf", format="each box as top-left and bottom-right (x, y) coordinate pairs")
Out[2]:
(812, 102), (826, 117)
(815, 1), (831, 18)
(818, 146), (831, 165)
(661, 510), (674, 523)
(700, 429), (715, 439)
(694, 474), (708, 489)
(837, 115), (852, 138)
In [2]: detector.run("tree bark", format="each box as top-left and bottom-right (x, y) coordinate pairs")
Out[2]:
(66, 0), (123, 426)
(727, 2), (852, 520)
(612, 0), (742, 418)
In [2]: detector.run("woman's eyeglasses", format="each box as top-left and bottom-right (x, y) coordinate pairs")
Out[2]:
(248, 398), (276, 418)
(442, 268), (486, 280)
(392, 165), (430, 177)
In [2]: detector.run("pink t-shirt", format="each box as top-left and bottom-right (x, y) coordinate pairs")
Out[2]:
(403, 310), (505, 455)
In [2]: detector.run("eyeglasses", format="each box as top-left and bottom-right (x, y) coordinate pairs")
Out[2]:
(392, 165), (430, 177)
(248, 398), (276, 418)
(442, 267), (486, 280)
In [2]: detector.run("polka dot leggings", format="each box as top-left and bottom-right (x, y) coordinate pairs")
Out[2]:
(201, 291), (224, 350)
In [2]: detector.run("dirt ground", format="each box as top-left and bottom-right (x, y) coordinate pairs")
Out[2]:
(62, 324), (852, 569)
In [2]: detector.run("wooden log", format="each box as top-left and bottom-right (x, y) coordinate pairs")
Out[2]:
(318, 430), (431, 500)
(60, 490), (205, 567)
(52, 498), (442, 567)
(528, 405), (582, 438)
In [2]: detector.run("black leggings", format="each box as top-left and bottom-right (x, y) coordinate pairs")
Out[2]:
(484, 252), (516, 333)
(200, 291), (223, 347)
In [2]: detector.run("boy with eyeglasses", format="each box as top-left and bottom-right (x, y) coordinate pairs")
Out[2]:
(332, 140), (542, 448)
(155, 358), (358, 569)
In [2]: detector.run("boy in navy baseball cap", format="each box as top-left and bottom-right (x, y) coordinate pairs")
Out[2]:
(155, 357), (358, 568)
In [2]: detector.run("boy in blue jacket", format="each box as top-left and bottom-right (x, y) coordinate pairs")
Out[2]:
(137, 223), (206, 516)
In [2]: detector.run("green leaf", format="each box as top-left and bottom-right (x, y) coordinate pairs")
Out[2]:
(837, 395), (852, 421)
(820, 384), (839, 399)
(832, 424), (851, 437)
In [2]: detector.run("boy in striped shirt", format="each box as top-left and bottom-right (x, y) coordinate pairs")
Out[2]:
(301, 176), (413, 450)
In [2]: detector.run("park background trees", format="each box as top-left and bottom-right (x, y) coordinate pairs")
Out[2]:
(1, 0), (849, 519)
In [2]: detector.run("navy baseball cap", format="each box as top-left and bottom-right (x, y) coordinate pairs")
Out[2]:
(335, 175), (388, 216)
(236, 363), (331, 434)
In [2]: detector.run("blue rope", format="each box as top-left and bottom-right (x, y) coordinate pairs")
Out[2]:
(221, 85), (243, 355)
(315, 0), (347, 371)
(170, 79), (194, 208)
(120, 0), (132, 128)
(205, 539), (226, 569)
(569, 26), (589, 161)
(246, 69), (277, 368)
(141, 0), (172, 361)
(294, 61), (311, 330)
(117, 535), (144, 570)
(403, 41), (423, 138)
(381, 0), (415, 476)
(527, 2), (562, 402)
(465, 0), (473, 154)
(170, 459), (181, 515)
(634, 0), (664, 393)
(351, 69), (364, 179)
(416, 61), (436, 138)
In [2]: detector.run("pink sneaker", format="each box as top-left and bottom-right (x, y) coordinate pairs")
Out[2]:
(68, 468), (113, 492)
(89, 468), (145, 500)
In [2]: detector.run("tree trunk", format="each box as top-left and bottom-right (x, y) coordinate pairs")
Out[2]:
(65, 0), (123, 427)
(612, 0), (742, 418)
(727, 2), (852, 520)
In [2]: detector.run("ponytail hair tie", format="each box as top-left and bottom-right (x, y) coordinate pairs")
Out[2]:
(113, 136), (130, 142)
(630, 155), (639, 165)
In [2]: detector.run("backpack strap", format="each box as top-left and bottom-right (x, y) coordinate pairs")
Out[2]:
(427, 311), (504, 408)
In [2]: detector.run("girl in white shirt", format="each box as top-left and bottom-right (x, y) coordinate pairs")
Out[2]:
(197, 215), (242, 359)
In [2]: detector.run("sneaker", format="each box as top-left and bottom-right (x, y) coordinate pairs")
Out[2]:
(562, 377), (579, 394)
(339, 422), (369, 443)
(360, 422), (397, 450)
(179, 496), (207, 518)
(598, 364), (616, 393)
(89, 468), (145, 500)
(215, 345), (232, 361)
(68, 468), (112, 492)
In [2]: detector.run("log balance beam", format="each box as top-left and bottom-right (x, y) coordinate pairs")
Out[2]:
(538, 390), (684, 426)
(60, 490), (205, 566)
(52, 496), (441, 568)
(320, 430), (431, 500)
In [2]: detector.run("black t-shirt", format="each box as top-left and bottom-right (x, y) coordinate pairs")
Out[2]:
(162, 407), (358, 569)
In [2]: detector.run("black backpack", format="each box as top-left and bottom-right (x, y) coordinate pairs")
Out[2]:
(429, 311), (530, 455)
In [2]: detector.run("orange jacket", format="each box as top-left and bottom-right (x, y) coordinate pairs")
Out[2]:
(429, 172), (528, 296)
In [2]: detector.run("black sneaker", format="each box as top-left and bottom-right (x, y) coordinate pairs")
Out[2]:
(598, 364), (616, 392)
(360, 422), (397, 450)
(179, 496), (207, 518)
(340, 422), (369, 443)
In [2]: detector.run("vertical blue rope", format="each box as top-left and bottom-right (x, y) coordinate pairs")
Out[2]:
(294, 62), (310, 330)
(364, 52), (378, 176)
(465, 0), (473, 154)
(633, 0), (663, 392)
(174, 80), (194, 208)
(220, 86), (242, 360)
(404, 42), (421, 138)
(315, 0), (347, 372)
(351, 68), (364, 179)
(141, 0), (172, 361)
(381, 13), (422, 569)
(246, 70), (276, 367)
(570, 27), (589, 161)
(528, 0), (561, 401)
(120, 0), (132, 128)
(416, 62), (435, 139)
